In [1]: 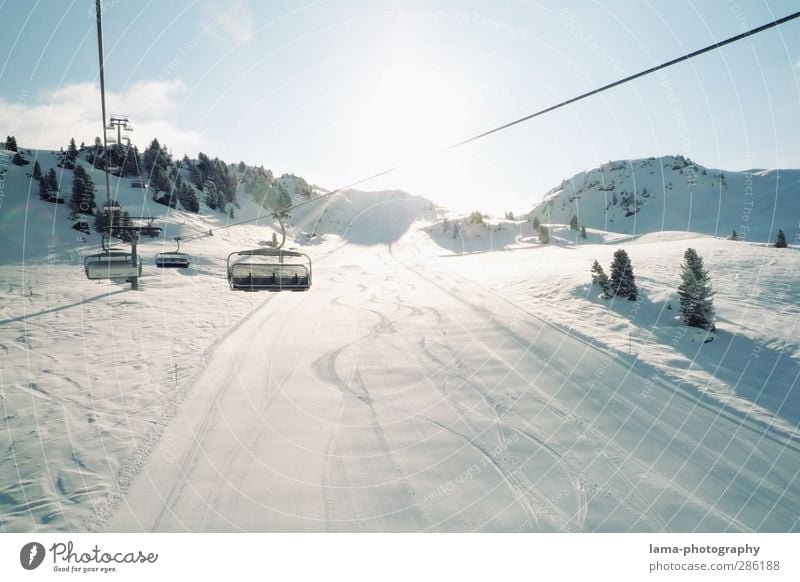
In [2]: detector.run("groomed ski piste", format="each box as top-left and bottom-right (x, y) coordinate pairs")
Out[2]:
(1, 148), (799, 532)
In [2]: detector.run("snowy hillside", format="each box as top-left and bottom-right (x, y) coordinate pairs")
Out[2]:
(0, 145), (439, 266)
(1, 142), (798, 534)
(289, 188), (439, 246)
(528, 155), (800, 242)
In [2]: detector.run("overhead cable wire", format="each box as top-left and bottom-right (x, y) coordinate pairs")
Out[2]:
(180, 9), (800, 243)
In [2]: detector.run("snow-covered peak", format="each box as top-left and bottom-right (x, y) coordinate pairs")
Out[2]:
(530, 155), (800, 243)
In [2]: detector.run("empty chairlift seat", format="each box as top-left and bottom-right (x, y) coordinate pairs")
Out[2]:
(155, 252), (191, 268)
(227, 249), (311, 292)
(85, 251), (142, 280)
(155, 238), (190, 268)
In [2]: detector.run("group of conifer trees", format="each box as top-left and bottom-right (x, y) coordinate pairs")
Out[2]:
(591, 247), (716, 330)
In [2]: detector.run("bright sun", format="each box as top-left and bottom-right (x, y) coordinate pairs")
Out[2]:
(330, 60), (517, 214)
(351, 65), (473, 168)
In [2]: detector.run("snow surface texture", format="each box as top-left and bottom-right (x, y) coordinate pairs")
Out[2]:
(1, 149), (798, 532)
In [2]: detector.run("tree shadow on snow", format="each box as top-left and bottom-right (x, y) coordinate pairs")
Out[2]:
(587, 286), (800, 430)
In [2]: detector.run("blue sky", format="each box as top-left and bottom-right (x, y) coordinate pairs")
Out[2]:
(1, 0), (799, 214)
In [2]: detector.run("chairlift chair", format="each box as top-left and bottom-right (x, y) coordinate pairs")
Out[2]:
(85, 249), (142, 280)
(155, 238), (191, 269)
(227, 248), (311, 292)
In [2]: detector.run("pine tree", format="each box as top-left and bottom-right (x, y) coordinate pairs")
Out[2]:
(32, 160), (42, 180)
(591, 259), (610, 297)
(70, 168), (86, 214)
(152, 167), (172, 194)
(177, 183), (199, 213)
(12, 152), (28, 166)
(267, 181), (292, 214)
(144, 138), (172, 174)
(570, 214), (578, 230)
(580, 226), (587, 239)
(88, 136), (103, 166)
(538, 224), (550, 244)
(677, 248), (715, 330)
(46, 168), (59, 193)
(189, 163), (203, 188)
(730, 229), (738, 241)
(532, 215), (540, 229)
(39, 178), (51, 200)
(67, 137), (79, 162)
(775, 229), (788, 248)
(5, 136), (18, 151)
(70, 166), (96, 215)
(609, 249), (637, 300)
(120, 145), (141, 177)
(203, 180), (219, 209)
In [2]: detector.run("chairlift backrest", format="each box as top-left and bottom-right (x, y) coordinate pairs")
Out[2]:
(155, 252), (191, 268)
(227, 248), (311, 292)
(85, 251), (142, 280)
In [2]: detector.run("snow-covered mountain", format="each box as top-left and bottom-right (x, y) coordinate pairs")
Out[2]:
(0, 144), (438, 266)
(528, 155), (800, 242)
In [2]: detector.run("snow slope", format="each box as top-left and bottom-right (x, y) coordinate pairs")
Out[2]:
(528, 155), (800, 243)
(1, 146), (798, 533)
(102, 232), (799, 533)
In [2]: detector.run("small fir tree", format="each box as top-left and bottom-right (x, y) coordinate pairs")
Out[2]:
(609, 249), (637, 300)
(69, 166), (96, 216)
(677, 248), (715, 330)
(774, 229), (788, 248)
(569, 214), (578, 230)
(538, 224), (550, 244)
(46, 168), (59, 193)
(591, 259), (610, 297)
(67, 137), (79, 162)
(39, 178), (50, 200)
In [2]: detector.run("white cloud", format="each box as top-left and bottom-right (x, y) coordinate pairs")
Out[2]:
(0, 79), (206, 155)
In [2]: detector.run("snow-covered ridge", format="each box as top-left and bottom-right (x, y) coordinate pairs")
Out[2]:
(528, 155), (800, 242)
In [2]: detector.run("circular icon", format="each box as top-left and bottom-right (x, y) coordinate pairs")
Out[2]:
(20, 542), (46, 570)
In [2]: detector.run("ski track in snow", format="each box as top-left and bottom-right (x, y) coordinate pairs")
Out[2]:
(390, 242), (791, 532)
